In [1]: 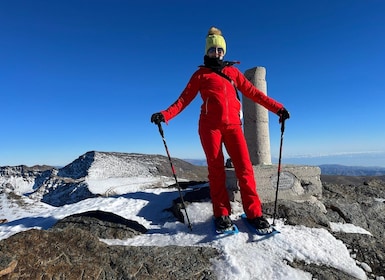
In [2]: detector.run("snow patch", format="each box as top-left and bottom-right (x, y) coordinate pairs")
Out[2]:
(330, 222), (372, 235)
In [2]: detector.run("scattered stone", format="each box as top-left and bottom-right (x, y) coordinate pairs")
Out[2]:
(333, 232), (385, 277)
(0, 253), (17, 277)
(262, 199), (330, 229)
(359, 262), (372, 273)
(290, 260), (356, 280)
(52, 210), (148, 239)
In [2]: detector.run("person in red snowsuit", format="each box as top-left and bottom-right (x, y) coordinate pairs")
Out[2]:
(151, 27), (290, 232)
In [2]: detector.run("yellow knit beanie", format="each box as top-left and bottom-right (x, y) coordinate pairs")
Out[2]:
(205, 27), (226, 55)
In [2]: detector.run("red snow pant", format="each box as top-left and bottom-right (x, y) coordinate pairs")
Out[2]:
(199, 122), (263, 219)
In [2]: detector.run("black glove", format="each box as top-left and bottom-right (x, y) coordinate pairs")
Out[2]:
(277, 107), (290, 123)
(151, 112), (165, 125)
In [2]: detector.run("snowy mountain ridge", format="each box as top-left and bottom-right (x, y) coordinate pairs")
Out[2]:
(58, 151), (166, 179)
(0, 151), (207, 206)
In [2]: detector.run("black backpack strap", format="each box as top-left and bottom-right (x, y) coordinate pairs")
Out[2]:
(199, 60), (241, 100)
(212, 67), (241, 101)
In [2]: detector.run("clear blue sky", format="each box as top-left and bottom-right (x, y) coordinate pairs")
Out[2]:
(1, 0), (385, 167)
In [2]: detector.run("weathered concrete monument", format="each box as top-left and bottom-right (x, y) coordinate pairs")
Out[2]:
(243, 67), (272, 166)
(226, 66), (322, 203)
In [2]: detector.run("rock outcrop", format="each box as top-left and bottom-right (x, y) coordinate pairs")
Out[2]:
(0, 209), (218, 279)
(0, 227), (218, 279)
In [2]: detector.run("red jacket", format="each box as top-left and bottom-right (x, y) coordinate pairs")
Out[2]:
(161, 66), (283, 126)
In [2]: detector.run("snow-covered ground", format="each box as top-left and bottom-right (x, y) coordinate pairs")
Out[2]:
(0, 176), (369, 280)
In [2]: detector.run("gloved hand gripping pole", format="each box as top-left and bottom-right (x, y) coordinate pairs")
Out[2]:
(157, 123), (193, 231)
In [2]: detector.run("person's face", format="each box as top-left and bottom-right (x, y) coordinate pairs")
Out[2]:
(207, 46), (224, 60)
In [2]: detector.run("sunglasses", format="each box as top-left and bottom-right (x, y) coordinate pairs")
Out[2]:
(207, 47), (224, 54)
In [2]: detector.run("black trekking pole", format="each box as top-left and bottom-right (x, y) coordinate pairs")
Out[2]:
(157, 123), (193, 231)
(272, 119), (285, 226)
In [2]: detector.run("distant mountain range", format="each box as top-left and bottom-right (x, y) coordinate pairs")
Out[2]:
(1, 152), (385, 181)
(183, 159), (385, 176)
(318, 164), (385, 176)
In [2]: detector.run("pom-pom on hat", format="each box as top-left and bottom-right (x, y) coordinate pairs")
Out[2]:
(205, 27), (226, 55)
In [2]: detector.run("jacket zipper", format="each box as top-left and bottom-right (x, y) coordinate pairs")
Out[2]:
(205, 97), (209, 114)
(224, 79), (229, 124)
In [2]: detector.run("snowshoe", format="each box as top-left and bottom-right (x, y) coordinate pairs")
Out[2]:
(214, 215), (239, 235)
(240, 213), (280, 236)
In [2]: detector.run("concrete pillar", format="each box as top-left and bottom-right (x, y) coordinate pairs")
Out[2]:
(243, 67), (271, 165)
